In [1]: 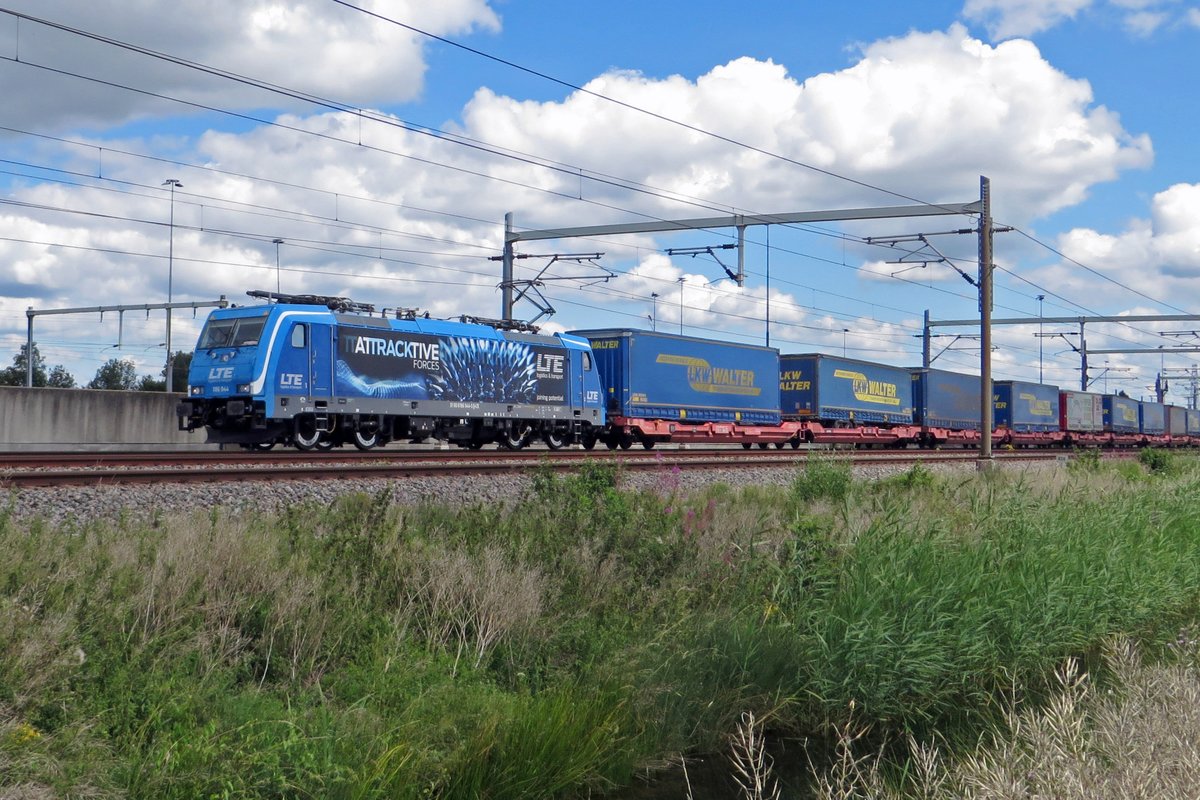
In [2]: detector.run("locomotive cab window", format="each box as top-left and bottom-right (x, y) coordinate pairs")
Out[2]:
(199, 319), (236, 348)
(290, 323), (307, 348)
(199, 315), (266, 348)
(232, 317), (265, 346)
(582, 352), (593, 371)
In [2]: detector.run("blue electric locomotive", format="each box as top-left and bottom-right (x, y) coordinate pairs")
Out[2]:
(177, 291), (606, 451)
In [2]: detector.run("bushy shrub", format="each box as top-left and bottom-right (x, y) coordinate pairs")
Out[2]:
(1138, 447), (1177, 475)
(792, 456), (853, 503)
(1068, 447), (1103, 473)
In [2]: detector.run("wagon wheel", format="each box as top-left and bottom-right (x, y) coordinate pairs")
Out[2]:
(618, 434), (635, 450)
(641, 438), (656, 450)
(742, 443), (753, 450)
(774, 442), (786, 449)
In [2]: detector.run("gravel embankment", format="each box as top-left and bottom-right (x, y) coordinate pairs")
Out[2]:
(3, 458), (1058, 527)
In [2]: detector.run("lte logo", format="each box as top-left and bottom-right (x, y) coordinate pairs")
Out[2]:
(280, 373), (304, 388)
(537, 353), (565, 375)
(208, 367), (234, 380)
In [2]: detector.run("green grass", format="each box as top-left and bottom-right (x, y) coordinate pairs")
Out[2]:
(3, 454), (1200, 797)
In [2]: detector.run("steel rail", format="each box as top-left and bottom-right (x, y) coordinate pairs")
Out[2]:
(0, 449), (1085, 489)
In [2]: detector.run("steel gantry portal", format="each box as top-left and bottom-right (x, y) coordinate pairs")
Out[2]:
(923, 312), (1200, 391)
(500, 178), (997, 459)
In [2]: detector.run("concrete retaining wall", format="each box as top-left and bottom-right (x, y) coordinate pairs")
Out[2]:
(0, 386), (214, 451)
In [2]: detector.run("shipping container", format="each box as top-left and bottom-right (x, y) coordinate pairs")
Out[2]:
(779, 354), (913, 424)
(911, 368), (982, 430)
(569, 329), (781, 425)
(1167, 405), (1187, 436)
(1140, 401), (1167, 435)
(1102, 396), (1140, 433)
(1059, 390), (1105, 432)
(1187, 409), (1200, 437)
(994, 381), (1061, 432)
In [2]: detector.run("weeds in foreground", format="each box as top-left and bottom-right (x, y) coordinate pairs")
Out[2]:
(805, 638), (1200, 799)
(729, 711), (781, 800)
(3, 458), (1200, 798)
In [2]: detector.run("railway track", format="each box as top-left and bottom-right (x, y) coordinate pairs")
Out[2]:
(0, 447), (1084, 488)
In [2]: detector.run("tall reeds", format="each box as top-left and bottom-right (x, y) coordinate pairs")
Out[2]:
(1, 456), (1199, 797)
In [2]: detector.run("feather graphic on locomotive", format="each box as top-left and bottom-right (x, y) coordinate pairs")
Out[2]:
(177, 291), (605, 451)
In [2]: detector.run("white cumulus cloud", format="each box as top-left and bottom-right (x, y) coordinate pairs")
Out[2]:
(0, 0), (500, 130)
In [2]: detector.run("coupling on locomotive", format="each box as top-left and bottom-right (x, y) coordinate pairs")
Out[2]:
(178, 290), (1199, 452)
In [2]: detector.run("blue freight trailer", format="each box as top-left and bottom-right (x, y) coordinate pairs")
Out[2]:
(569, 329), (782, 425)
(1102, 395), (1140, 433)
(1140, 401), (1167, 435)
(911, 368), (982, 430)
(780, 354), (913, 424)
(994, 381), (1061, 433)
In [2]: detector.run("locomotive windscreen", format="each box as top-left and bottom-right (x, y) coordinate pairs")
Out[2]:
(199, 315), (266, 348)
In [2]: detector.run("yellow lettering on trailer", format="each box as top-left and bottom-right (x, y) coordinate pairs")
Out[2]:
(1018, 392), (1054, 417)
(655, 354), (762, 396)
(832, 369), (900, 406)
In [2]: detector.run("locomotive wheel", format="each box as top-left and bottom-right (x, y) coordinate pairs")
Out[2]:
(467, 440), (485, 450)
(542, 432), (568, 450)
(499, 426), (532, 451)
(315, 436), (335, 451)
(352, 429), (379, 450)
(581, 434), (598, 451)
(618, 435), (634, 450)
(294, 417), (322, 451)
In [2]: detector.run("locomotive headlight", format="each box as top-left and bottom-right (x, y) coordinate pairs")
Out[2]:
(237, 383), (252, 394)
(190, 386), (202, 395)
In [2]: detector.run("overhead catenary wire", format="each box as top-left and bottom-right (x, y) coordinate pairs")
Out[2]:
(0, 6), (1189, 384)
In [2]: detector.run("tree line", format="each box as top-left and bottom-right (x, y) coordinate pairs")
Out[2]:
(0, 343), (193, 391)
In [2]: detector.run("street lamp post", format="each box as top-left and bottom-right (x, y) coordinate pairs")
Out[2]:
(273, 238), (284, 295)
(842, 328), (849, 357)
(650, 292), (659, 331)
(163, 178), (183, 393)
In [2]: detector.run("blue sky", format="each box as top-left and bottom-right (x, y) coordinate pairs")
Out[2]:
(2, 0), (1199, 400)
